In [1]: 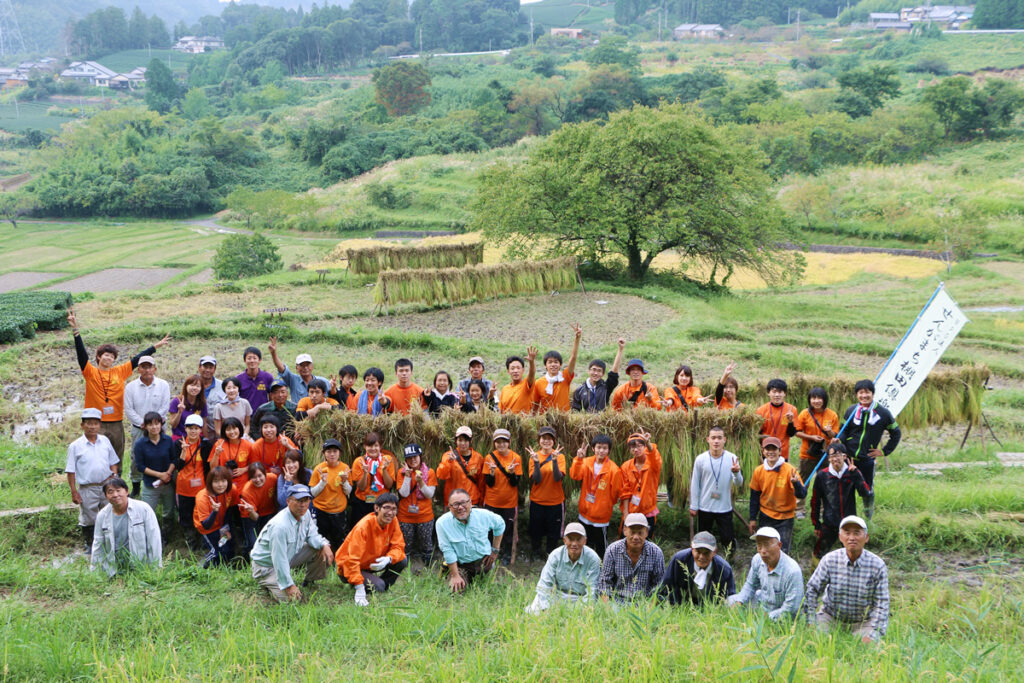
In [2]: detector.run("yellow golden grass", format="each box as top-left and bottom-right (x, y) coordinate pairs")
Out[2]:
(329, 241), (485, 274)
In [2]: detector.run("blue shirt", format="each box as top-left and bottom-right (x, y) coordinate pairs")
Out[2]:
(732, 551), (804, 620)
(435, 508), (506, 565)
(533, 545), (602, 610)
(132, 432), (175, 488)
(250, 507), (327, 590)
(278, 366), (330, 404)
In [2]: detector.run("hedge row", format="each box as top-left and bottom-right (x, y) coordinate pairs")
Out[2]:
(0, 291), (72, 344)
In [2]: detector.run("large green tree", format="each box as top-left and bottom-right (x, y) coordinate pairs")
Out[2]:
(144, 58), (180, 114)
(472, 104), (800, 284)
(972, 0), (1024, 29)
(372, 61), (432, 117)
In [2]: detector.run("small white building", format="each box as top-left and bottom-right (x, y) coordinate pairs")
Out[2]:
(109, 67), (147, 90)
(59, 61), (117, 87)
(173, 36), (226, 53)
(673, 23), (724, 40)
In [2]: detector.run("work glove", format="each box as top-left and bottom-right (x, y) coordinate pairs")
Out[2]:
(354, 584), (369, 607)
(369, 556), (391, 571)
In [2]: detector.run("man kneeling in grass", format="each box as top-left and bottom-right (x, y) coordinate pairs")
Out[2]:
(727, 527), (803, 621)
(436, 489), (506, 593)
(336, 493), (408, 606)
(250, 485), (334, 603)
(525, 523), (601, 614)
(805, 515), (889, 643)
(91, 477), (162, 577)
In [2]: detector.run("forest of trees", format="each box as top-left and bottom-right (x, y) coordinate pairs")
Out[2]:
(68, 6), (171, 56)
(972, 0), (1024, 29)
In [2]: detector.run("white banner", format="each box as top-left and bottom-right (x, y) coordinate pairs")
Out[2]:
(873, 283), (969, 418)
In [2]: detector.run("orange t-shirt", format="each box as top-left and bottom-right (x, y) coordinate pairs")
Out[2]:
(793, 408), (840, 460)
(383, 383), (426, 414)
(532, 371), (573, 413)
(528, 450), (566, 506)
(483, 450), (523, 509)
(570, 455), (622, 525)
(82, 360), (135, 421)
(309, 460), (351, 514)
(240, 472), (279, 517)
(756, 402), (799, 460)
(499, 381), (534, 414)
(211, 438), (254, 486)
(619, 443), (663, 517)
(296, 396), (339, 412)
(351, 452), (397, 503)
(750, 461), (802, 520)
(611, 382), (662, 411)
(663, 385), (703, 411)
(397, 466), (438, 524)
(193, 486), (240, 535)
(436, 449), (484, 506)
(336, 513), (406, 585)
(175, 438), (210, 497)
(250, 436), (297, 471)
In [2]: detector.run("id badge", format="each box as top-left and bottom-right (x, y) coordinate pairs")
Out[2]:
(365, 495), (376, 503)
(102, 406), (114, 415)
(710, 492), (721, 500)
(408, 504), (419, 514)
(190, 478), (202, 489)
(585, 493), (596, 504)
(630, 495), (641, 506)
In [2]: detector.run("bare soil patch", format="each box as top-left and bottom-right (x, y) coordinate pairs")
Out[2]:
(45, 268), (184, 293)
(0, 271), (63, 293)
(358, 292), (674, 349)
(181, 268), (214, 285)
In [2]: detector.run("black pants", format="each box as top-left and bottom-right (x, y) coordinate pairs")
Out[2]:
(756, 513), (794, 554)
(697, 510), (735, 555)
(315, 509), (348, 550)
(456, 556), (493, 584)
(581, 522), (608, 559)
(177, 494), (196, 530)
(349, 498), (375, 528)
(814, 525), (839, 559)
(361, 557), (409, 593)
(485, 505), (517, 563)
(528, 501), (563, 558)
(856, 457), (877, 488)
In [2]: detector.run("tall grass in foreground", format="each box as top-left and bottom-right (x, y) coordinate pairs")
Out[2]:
(0, 554), (1021, 681)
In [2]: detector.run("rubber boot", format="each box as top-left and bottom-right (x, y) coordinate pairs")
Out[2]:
(131, 481), (141, 498)
(81, 525), (95, 557)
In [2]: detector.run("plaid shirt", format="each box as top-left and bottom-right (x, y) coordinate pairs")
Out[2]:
(805, 548), (890, 640)
(597, 539), (665, 602)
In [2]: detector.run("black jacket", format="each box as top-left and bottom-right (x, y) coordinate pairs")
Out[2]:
(839, 403), (901, 460)
(571, 371), (619, 412)
(810, 466), (873, 530)
(659, 549), (735, 606)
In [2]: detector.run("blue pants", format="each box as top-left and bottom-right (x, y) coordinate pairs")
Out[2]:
(242, 515), (273, 555)
(199, 527), (235, 568)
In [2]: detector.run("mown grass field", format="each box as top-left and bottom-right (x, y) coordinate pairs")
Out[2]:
(99, 49), (193, 76)
(0, 101), (76, 133)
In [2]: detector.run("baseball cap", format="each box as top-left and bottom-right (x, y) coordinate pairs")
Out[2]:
(322, 438), (342, 451)
(184, 414), (204, 427)
(81, 408), (102, 421)
(492, 428), (511, 442)
(269, 379), (287, 391)
(288, 485), (312, 500)
(625, 359), (647, 373)
(455, 426), (473, 439)
(295, 353), (313, 365)
(199, 355), (217, 366)
(624, 513), (649, 529)
(691, 531), (717, 551)
(537, 426), (557, 438)
(839, 515), (868, 531)
(137, 355), (155, 366)
(750, 526), (781, 541)
(403, 443), (423, 458)
(563, 522), (586, 538)
(761, 436), (782, 449)
(468, 356), (485, 367)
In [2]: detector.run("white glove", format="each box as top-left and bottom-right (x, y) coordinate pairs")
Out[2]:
(354, 584), (369, 607)
(369, 556), (391, 571)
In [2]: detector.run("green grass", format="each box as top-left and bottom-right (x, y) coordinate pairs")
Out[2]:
(99, 49), (192, 75)
(0, 101), (76, 132)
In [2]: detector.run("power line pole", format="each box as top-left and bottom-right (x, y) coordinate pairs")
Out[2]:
(0, 0), (27, 58)
(530, 8), (534, 46)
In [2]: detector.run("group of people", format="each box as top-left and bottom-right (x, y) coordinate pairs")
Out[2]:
(63, 311), (898, 641)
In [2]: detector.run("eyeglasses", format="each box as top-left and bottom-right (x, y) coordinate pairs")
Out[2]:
(449, 500), (471, 509)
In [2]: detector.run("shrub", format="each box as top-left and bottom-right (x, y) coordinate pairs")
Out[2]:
(0, 291), (72, 344)
(212, 232), (283, 281)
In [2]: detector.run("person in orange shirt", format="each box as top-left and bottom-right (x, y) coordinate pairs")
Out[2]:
(756, 379), (798, 461)
(309, 438), (352, 550)
(619, 431), (663, 539)
(68, 308), (170, 467)
(714, 362), (744, 410)
(351, 431), (396, 524)
(384, 358), (426, 414)
(483, 428), (523, 565)
(249, 416), (297, 473)
(532, 325), (581, 414)
(173, 414), (213, 551)
(663, 364), (709, 411)
(211, 417), (254, 488)
(436, 425), (485, 506)
(793, 387), (840, 519)
(569, 433), (622, 557)
(347, 367), (393, 415)
(239, 461), (279, 553)
(499, 347), (537, 414)
(396, 443), (438, 566)
(295, 380), (339, 421)
(336, 492), (407, 606)
(747, 437), (806, 553)
(611, 359), (662, 411)
(193, 466), (240, 568)
(527, 426), (566, 559)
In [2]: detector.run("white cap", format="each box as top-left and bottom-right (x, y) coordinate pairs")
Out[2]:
(137, 355), (155, 366)
(750, 526), (781, 541)
(839, 515), (868, 531)
(199, 355), (217, 366)
(295, 353), (313, 365)
(184, 414), (205, 427)
(563, 522), (586, 538)
(455, 425), (473, 439)
(624, 513), (649, 529)
(81, 408), (103, 421)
